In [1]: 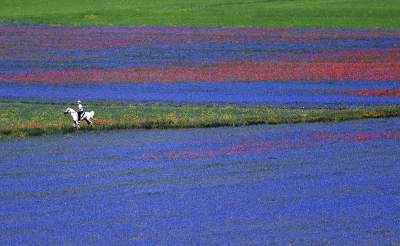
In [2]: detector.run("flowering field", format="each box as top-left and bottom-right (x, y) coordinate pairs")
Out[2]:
(1, 26), (400, 83)
(1, 118), (399, 244)
(1, 26), (399, 107)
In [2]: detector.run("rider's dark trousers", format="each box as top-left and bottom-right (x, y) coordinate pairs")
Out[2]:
(78, 111), (83, 121)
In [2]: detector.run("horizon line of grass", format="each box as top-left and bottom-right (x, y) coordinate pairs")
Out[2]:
(0, 101), (400, 140)
(1, 0), (400, 29)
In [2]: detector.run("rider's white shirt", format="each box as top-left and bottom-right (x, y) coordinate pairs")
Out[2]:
(78, 104), (84, 112)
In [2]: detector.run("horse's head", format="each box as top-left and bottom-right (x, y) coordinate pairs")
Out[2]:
(64, 107), (74, 114)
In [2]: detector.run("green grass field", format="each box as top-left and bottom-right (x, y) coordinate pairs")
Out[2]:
(1, 0), (399, 28)
(1, 101), (399, 139)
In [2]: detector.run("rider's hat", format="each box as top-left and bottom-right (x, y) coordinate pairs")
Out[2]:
(77, 100), (81, 104)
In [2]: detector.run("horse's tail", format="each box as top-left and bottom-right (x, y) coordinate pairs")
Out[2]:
(88, 111), (95, 120)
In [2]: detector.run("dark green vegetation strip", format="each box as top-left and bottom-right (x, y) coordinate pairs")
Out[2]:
(0, 101), (399, 139)
(1, 0), (400, 28)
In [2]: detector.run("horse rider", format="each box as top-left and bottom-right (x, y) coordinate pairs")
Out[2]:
(77, 100), (84, 121)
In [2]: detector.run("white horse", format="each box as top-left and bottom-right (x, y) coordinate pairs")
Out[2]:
(64, 107), (95, 129)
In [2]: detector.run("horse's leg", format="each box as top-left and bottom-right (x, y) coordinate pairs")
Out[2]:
(87, 119), (94, 127)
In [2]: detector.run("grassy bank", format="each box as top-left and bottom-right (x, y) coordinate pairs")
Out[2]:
(0, 101), (399, 139)
(1, 0), (400, 28)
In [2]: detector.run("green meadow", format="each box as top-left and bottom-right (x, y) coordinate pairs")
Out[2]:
(0, 0), (399, 28)
(1, 101), (399, 139)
